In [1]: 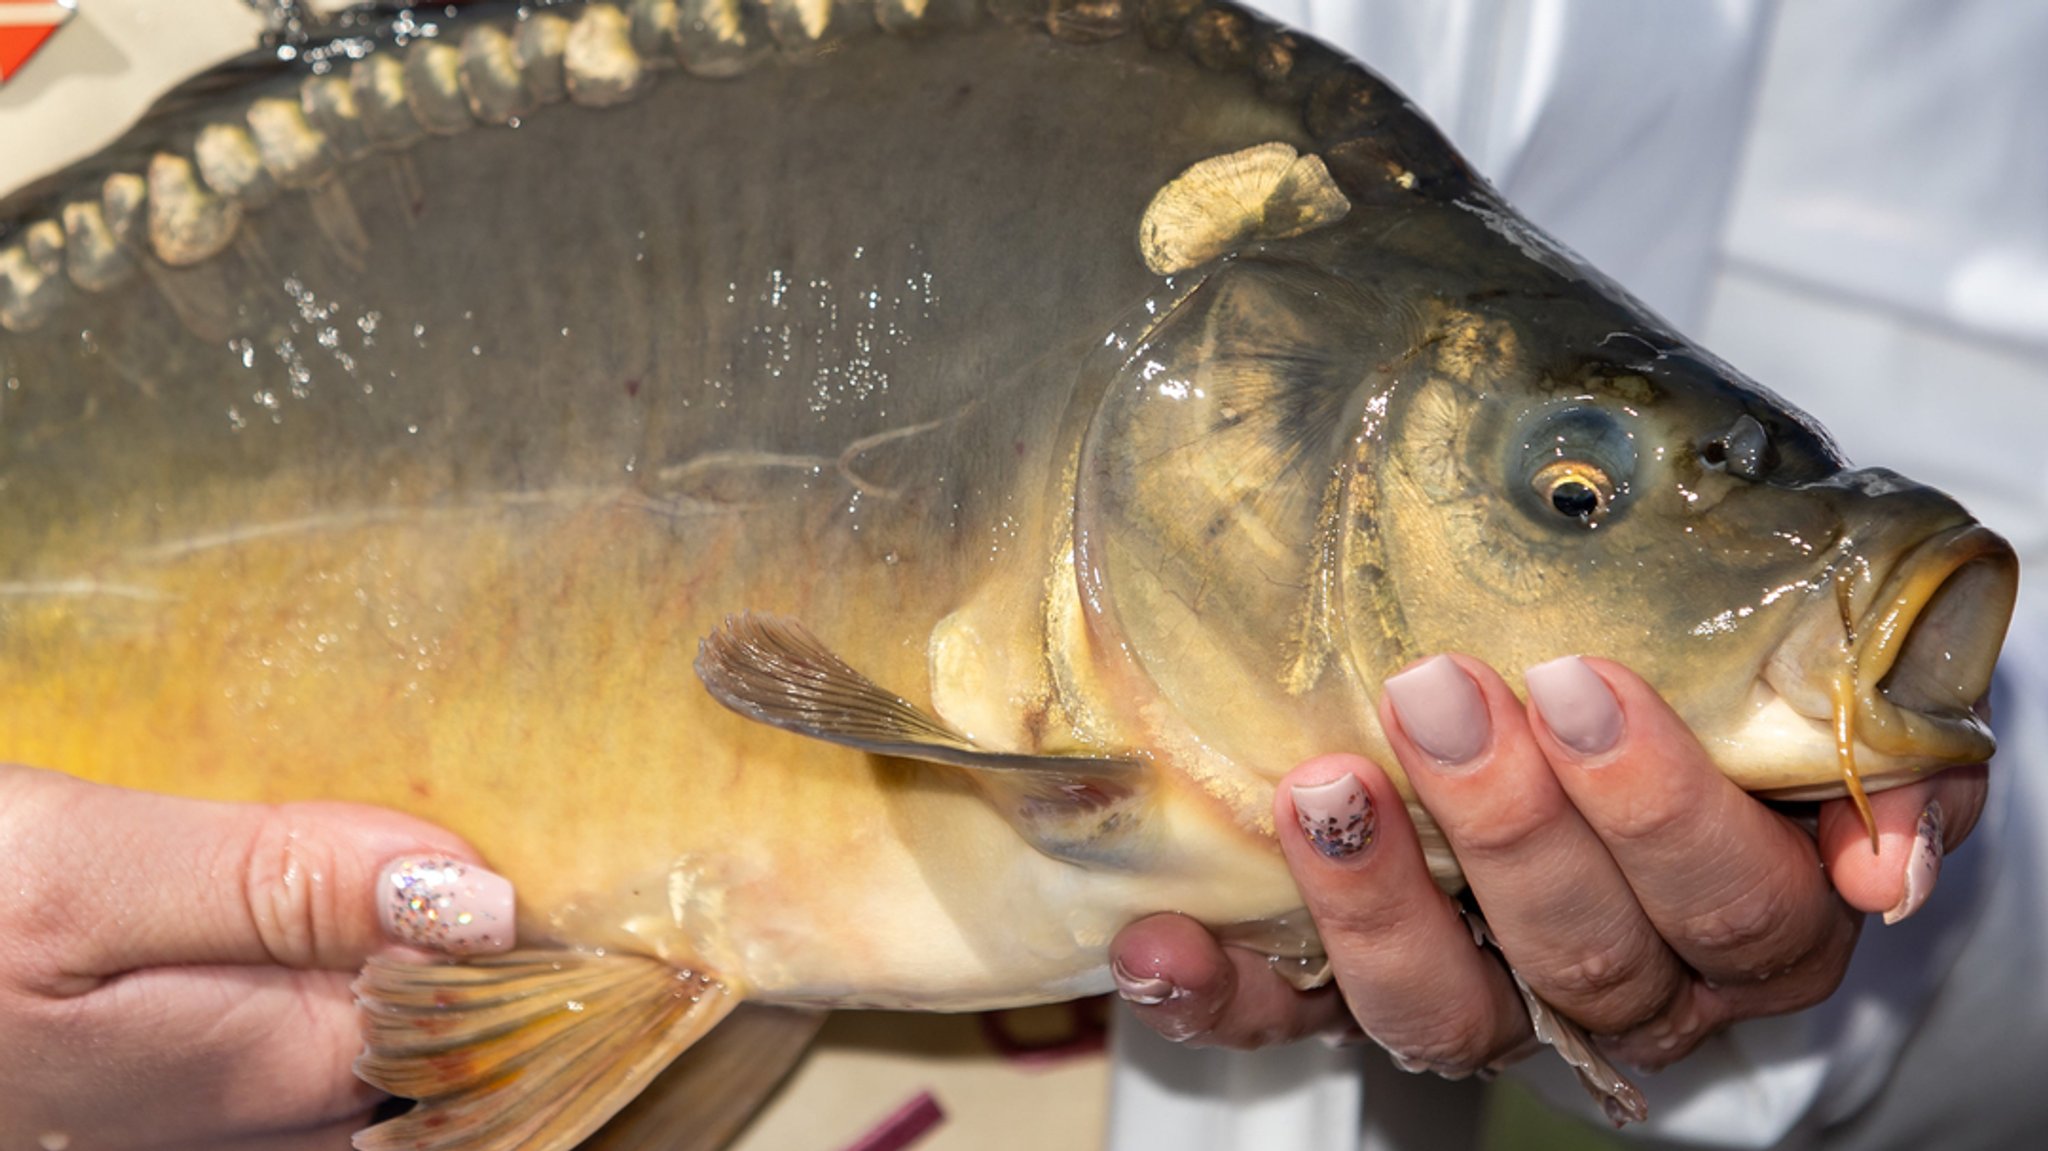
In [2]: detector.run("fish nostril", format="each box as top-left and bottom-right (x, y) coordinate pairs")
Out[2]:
(1710, 413), (1772, 479)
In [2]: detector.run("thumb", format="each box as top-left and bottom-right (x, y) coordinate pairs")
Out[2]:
(1, 767), (515, 992)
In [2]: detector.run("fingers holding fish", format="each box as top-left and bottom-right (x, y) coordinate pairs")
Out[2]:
(13, 963), (386, 1147)
(1818, 763), (1987, 924)
(0, 766), (510, 991)
(1379, 655), (1692, 1040)
(1109, 912), (1354, 1048)
(1273, 754), (1535, 1076)
(0, 765), (509, 1146)
(1523, 659), (1862, 1051)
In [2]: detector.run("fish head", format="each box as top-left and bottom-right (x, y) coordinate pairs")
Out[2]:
(1357, 280), (2018, 795)
(1077, 197), (2015, 804)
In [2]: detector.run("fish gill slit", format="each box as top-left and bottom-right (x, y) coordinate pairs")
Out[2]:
(1832, 558), (1879, 852)
(2, 0), (1435, 335)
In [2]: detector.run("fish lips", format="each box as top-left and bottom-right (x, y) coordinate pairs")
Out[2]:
(1765, 521), (2018, 788)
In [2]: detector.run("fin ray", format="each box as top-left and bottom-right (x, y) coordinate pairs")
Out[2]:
(695, 611), (1137, 791)
(353, 950), (739, 1151)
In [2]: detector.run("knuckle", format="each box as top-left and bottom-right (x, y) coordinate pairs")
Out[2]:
(1376, 1015), (1498, 1077)
(238, 807), (334, 968)
(1684, 887), (1782, 955)
(0, 770), (96, 980)
(1537, 940), (1675, 1033)
(1677, 876), (1809, 975)
(1547, 947), (1639, 1000)
(1428, 768), (1573, 862)
(1744, 924), (1855, 1016)
(1443, 799), (1557, 858)
(1595, 791), (1693, 847)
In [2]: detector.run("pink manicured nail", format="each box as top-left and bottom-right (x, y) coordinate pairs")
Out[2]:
(1112, 958), (1176, 1006)
(1884, 801), (1944, 926)
(1525, 656), (1624, 756)
(1292, 774), (1375, 858)
(1383, 655), (1489, 767)
(378, 857), (516, 956)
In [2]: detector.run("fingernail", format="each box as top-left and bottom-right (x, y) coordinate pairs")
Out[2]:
(1884, 801), (1944, 926)
(1112, 958), (1176, 1006)
(378, 857), (516, 956)
(1390, 1052), (1470, 1080)
(1383, 655), (1489, 767)
(1524, 656), (1623, 756)
(1292, 774), (1376, 859)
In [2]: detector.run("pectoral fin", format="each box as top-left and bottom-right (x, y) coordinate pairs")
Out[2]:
(352, 951), (740, 1151)
(696, 612), (1138, 809)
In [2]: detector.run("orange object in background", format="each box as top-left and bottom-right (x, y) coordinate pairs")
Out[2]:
(0, 1), (73, 82)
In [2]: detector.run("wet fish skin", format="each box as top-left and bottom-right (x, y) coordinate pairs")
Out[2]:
(0, 0), (2018, 1142)
(1, 0), (1346, 1018)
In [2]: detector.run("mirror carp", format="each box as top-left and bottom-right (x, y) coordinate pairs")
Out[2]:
(0, 0), (2018, 1144)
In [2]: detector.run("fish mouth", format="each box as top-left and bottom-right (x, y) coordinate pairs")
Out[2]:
(1852, 523), (2017, 762)
(1762, 522), (2017, 797)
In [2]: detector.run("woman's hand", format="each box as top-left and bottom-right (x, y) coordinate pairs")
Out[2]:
(0, 765), (517, 1151)
(1110, 655), (1985, 1078)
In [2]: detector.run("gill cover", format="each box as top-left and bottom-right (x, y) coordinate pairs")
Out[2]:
(1072, 260), (1409, 776)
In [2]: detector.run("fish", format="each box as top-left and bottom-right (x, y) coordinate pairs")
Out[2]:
(0, 0), (2019, 1145)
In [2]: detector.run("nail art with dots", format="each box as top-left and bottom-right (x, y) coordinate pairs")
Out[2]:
(1292, 774), (1375, 859)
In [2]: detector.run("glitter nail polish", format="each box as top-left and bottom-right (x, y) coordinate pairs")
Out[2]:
(1292, 773), (1375, 859)
(378, 856), (516, 956)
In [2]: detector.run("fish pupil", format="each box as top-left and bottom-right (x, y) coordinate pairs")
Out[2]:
(1551, 481), (1601, 519)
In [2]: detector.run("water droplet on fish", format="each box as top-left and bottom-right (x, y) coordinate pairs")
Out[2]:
(566, 999), (585, 1012)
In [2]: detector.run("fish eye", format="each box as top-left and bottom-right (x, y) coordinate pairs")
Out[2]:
(1533, 460), (1613, 520)
(1513, 405), (1636, 528)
